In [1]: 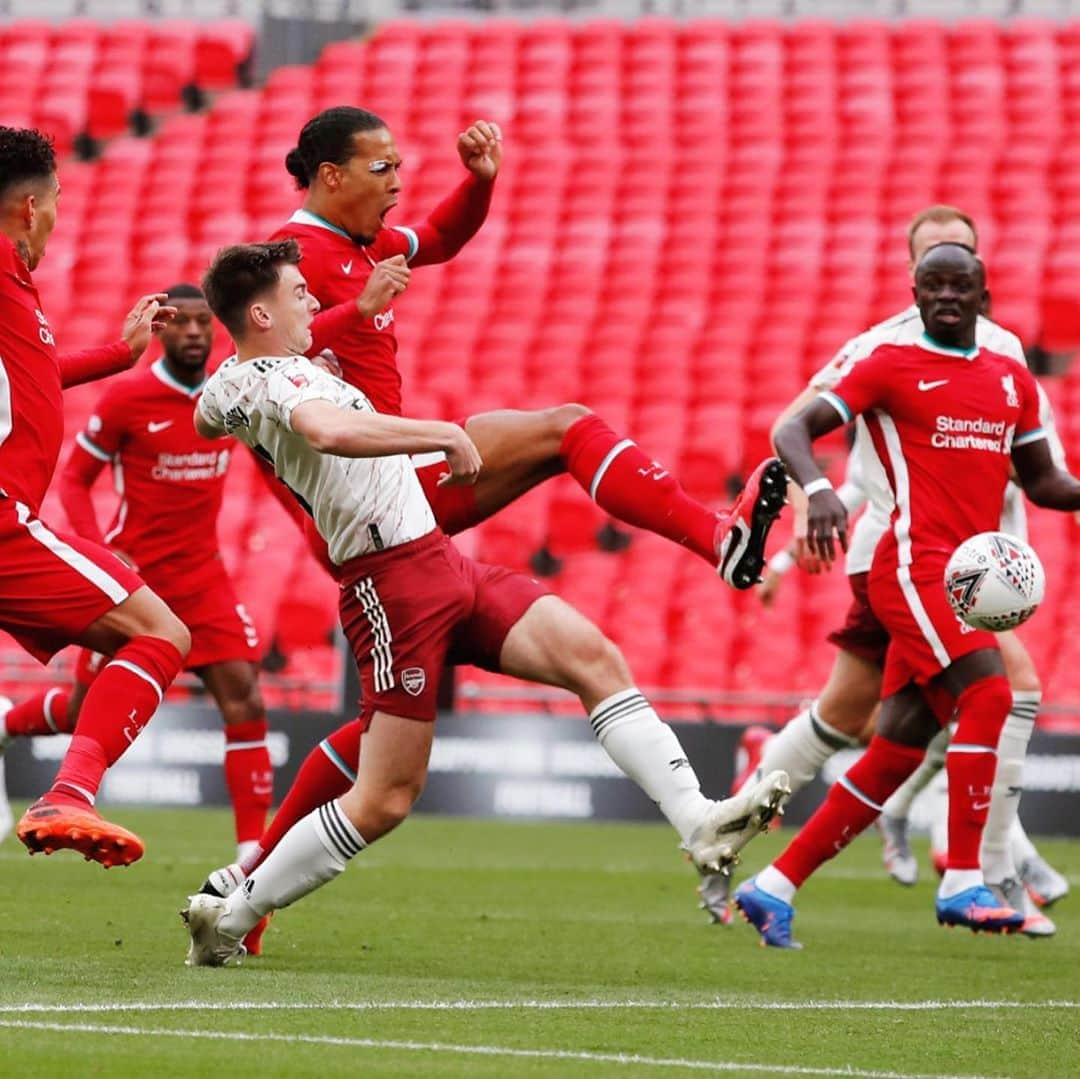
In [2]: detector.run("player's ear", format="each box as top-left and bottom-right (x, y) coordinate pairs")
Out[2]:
(317, 161), (341, 191)
(250, 302), (273, 331)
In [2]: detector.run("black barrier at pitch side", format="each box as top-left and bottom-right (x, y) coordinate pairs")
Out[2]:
(5, 705), (1080, 838)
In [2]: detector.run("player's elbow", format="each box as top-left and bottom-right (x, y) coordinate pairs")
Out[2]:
(302, 421), (349, 455)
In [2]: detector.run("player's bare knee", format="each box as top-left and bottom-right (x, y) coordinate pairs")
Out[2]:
(160, 615), (191, 659)
(545, 403), (591, 445)
(999, 635), (1041, 694)
(558, 630), (630, 702)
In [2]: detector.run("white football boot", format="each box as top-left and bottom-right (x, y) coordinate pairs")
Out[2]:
(1018, 853), (1070, 909)
(990, 878), (1056, 938)
(683, 769), (791, 873)
(181, 893), (246, 967)
(877, 814), (918, 886)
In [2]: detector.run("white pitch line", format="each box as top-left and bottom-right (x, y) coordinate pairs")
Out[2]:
(0, 999), (1075, 1015)
(0, 1018), (992, 1079)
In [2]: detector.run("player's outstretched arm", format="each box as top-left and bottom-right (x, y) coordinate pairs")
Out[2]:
(773, 400), (849, 565)
(290, 399), (482, 485)
(406, 122), (501, 267)
(1013, 439), (1080, 511)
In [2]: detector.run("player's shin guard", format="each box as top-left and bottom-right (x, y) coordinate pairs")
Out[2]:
(3, 688), (73, 738)
(980, 690), (1039, 883)
(881, 724), (950, 819)
(589, 689), (710, 844)
(560, 414), (717, 564)
(773, 736), (926, 888)
(218, 800), (366, 939)
(224, 718), (274, 855)
(242, 718), (362, 874)
(743, 703), (860, 794)
(943, 675), (1012, 878)
(50, 636), (183, 805)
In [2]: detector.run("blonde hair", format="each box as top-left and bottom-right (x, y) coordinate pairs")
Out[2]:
(907, 205), (978, 260)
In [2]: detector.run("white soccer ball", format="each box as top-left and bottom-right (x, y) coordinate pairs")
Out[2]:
(944, 531), (1046, 632)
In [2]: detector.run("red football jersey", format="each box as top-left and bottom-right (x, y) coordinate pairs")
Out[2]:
(822, 334), (1046, 568)
(270, 212), (414, 416)
(72, 359), (231, 581)
(0, 234), (68, 512)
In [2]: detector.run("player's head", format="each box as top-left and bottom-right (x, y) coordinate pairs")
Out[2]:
(285, 106), (400, 243)
(912, 242), (986, 349)
(203, 240), (320, 356)
(0, 126), (59, 271)
(157, 284), (213, 373)
(907, 206), (978, 273)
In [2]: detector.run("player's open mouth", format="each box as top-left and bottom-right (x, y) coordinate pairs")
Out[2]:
(379, 199), (398, 223)
(935, 308), (961, 323)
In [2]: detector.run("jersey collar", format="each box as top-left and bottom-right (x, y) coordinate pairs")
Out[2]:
(288, 208), (355, 242)
(918, 332), (980, 360)
(152, 358), (206, 397)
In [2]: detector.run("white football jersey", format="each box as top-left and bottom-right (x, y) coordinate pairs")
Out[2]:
(810, 305), (1064, 574)
(198, 355), (435, 564)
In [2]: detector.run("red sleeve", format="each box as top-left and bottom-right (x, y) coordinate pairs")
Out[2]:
(406, 174), (494, 267)
(58, 442), (109, 544)
(307, 300), (365, 357)
(59, 341), (133, 388)
(60, 385), (128, 542)
(820, 346), (894, 423)
(1012, 366), (1047, 448)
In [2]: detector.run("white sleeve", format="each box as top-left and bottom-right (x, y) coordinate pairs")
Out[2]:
(1036, 381), (1067, 469)
(263, 359), (343, 432)
(809, 336), (861, 392)
(196, 381), (226, 434)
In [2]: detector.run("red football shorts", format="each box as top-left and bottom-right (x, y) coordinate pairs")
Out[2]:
(826, 572), (891, 668)
(869, 553), (997, 701)
(0, 498), (143, 663)
(338, 529), (548, 723)
(73, 566), (259, 685)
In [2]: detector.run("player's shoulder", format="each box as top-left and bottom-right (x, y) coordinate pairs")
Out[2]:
(854, 306), (924, 349)
(95, 362), (159, 403)
(975, 315), (1027, 366)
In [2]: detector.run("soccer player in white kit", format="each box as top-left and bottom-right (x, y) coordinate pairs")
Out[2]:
(181, 240), (790, 965)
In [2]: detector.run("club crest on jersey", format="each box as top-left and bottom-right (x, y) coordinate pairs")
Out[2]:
(1001, 374), (1019, 408)
(401, 667), (426, 696)
(288, 371), (309, 389)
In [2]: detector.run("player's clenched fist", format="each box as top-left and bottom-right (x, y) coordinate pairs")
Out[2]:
(357, 255), (410, 320)
(438, 426), (483, 487)
(457, 121), (503, 180)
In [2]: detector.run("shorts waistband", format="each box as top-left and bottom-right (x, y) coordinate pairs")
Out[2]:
(338, 528), (446, 584)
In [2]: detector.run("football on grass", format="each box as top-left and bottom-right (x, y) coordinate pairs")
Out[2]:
(944, 531), (1046, 632)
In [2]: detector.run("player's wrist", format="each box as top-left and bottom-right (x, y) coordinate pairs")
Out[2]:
(802, 477), (834, 498)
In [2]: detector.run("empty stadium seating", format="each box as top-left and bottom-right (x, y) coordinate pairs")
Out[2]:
(5, 17), (1080, 716)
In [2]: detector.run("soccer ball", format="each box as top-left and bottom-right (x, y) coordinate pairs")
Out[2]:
(944, 532), (1046, 632)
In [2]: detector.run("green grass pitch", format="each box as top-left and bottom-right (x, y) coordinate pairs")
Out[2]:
(0, 806), (1076, 1078)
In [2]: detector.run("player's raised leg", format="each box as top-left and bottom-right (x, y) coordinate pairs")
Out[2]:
(497, 594), (790, 870)
(18, 583), (189, 867)
(184, 708), (429, 966)
(430, 407), (786, 589)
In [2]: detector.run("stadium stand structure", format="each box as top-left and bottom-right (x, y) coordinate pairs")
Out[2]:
(2, 16), (1080, 720)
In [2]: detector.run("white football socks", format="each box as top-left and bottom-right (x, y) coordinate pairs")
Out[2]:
(755, 864), (797, 903)
(939, 868), (983, 899)
(881, 725), (950, 819)
(218, 800), (366, 939)
(1010, 816), (1040, 868)
(589, 689), (710, 845)
(981, 691), (1039, 884)
(741, 703), (860, 794)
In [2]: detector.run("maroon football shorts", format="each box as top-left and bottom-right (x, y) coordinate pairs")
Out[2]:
(338, 529), (548, 722)
(826, 571), (891, 668)
(0, 498), (143, 663)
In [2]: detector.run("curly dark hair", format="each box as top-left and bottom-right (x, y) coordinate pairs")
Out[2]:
(202, 240), (302, 337)
(284, 106), (387, 190)
(0, 127), (56, 199)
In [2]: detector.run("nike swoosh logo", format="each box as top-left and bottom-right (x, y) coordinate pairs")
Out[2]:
(972, 800), (992, 811)
(341, 261), (353, 275)
(918, 379), (949, 391)
(147, 420), (174, 433)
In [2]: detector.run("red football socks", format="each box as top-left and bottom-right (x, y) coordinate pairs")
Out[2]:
(224, 718), (274, 846)
(560, 413), (718, 564)
(4, 688), (73, 737)
(247, 717), (362, 872)
(945, 675), (1012, 870)
(49, 636), (183, 807)
(775, 736), (926, 887)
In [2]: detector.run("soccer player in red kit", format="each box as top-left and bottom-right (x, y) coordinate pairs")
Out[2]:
(0, 126), (191, 867)
(734, 242), (1080, 946)
(45, 285), (269, 861)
